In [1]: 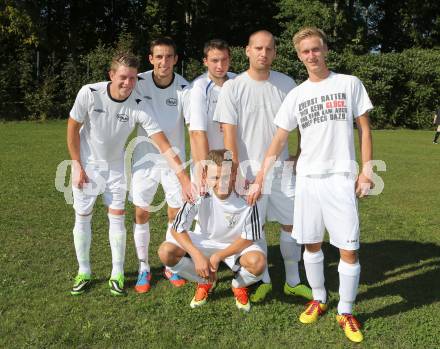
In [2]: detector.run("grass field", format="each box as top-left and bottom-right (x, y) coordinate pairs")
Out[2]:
(0, 121), (439, 348)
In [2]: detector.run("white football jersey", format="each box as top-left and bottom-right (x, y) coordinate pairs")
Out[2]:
(189, 72), (236, 150)
(172, 191), (264, 244)
(133, 71), (189, 167)
(213, 71), (296, 178)
(274, 72), (373, 176)
(70, 82), (161, 164)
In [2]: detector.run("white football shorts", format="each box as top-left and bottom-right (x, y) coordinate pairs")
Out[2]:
(72, 160), (126, 214)
(293, 173), (360, 250)
(165, 229), (267, 272)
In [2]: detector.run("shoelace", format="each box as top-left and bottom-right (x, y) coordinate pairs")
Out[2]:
(233, 287), (248, 304)
(305, 300), (324, 315)
(340, 314), (361, 332)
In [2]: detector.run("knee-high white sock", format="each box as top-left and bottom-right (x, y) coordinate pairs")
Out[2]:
(260, 265), (271, 283)
(168, 256), (207, 284)
(73, 213), (92, 275)
(133, 222), (150, 272)
(108, 213), (126, 278)
(280, 230), (302, 286)
(232, 267), (261, 288)
(165, 223), (174, 273)
(338, 259), (361, 314)
(303, 249), (326, 303)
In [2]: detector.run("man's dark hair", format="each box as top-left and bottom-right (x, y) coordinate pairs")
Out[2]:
(149, 37), (177, 55)
(203, 39), (230, 58)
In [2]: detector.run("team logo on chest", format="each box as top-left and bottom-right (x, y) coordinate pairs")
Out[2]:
(224, 213), (239, 228)
(116, 113), (129, 122)
(166, 98), (177, 106)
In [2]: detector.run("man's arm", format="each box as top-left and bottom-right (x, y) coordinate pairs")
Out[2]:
(150, 132), (195, 202)
(222, 123), (239, 168)
(247, 127), (290, 205)
(355, 112), (373, 198)
(189, 130), (209, 192)
(67, 117), (88, 188)
(209, 237), (252, 274)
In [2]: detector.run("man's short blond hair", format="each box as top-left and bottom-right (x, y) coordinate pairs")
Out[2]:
(292, 27), (328, 51)
(206, 149), (233, 167)
(110, 51), (139, 71)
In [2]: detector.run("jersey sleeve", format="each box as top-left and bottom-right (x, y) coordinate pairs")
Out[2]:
(242, 204), (263, 241)
(188, 82), (208, 131)
(137, 102), (162, 136)
(69, 85), (91, 123)
(351, 77), (373, 118)
(213, 81), (238, 125)
(274, 91), (299, 131)
(172, 199), (200, 233)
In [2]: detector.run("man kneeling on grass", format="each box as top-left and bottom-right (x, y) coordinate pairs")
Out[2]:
(158, 149), (266, 312)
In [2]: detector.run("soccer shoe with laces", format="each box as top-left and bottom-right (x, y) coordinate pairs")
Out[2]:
(190, 283), (214, 308)
(70, 273), (92, 295)
(249, 282), (272, 303)
(163, 268), (187, 287)
(134, 271), (152, 293)
(232, 287), (251, 312)
(109, 274), (127, 296)
(283, 282), (313, 300)
(336, 314), (364, 343)
(299, 300), (328, 324)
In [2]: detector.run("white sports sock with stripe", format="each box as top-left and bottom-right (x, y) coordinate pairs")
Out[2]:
(108, 213), (126, 278)
(73, 213), (92, 275)
(133, 222), (150, 272)
(169, 256), (208, 284)
(338, 259), (361, 314)
(280, 230), (301, 286)
(303, 249), (327, 303)
(232, 267), (261, 288)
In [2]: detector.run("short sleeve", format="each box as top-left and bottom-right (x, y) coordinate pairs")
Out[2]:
(242, 204), (263, 241)
(213, 81), (238, 125)
(351, 77), (373, 118)
(188, 82), (209, 131)
(70, 85), (91, 123)
(178, 86), (192, 125)
(274, 91), (299, 131)
(137, 102), (162, 137)
(172, 200), (200, 233)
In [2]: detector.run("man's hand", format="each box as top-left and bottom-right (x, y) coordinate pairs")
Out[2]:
(72, 160), (89, 189)
(192, 251), (215, 282)
(356, 172), (373, 198)
(209, 252), (222, 275)
(178, 172), (196, 203)
(246, 172), (264, 205)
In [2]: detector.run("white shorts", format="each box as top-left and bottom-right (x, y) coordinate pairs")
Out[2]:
(258, 167), (295, 226)
(165, 230), (267, 272)
(293, 173), (360, 250)
(130, 165), (183, 209)
(72, 161), (126, 214)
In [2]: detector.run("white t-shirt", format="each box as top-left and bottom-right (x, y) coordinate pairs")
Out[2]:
(274, 72), (373, 176)
(189, 72), (236, 150)
(70, 82), (161, 164)
(172, 191), (264, 244)
(213, 71), (296, 178)
(133, 71), (189, 167)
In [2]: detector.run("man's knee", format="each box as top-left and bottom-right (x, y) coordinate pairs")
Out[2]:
(241, 251), (266, 275)
(167, 206), (180, 222)
(135, 206), (150, 224)
(157, 242), (184, 267)
(339, 249), (358, 264)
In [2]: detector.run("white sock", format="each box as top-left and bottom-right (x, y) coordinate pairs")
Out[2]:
(260, 266), (271, 283)
(280, 230), (301, 286)
(133, 222), (150, 272)
(303, 249), (326, 303)
(232, 267), (261, 288)
(108, 213), (126, 278)
(338, 259), (361, 314)
(164, 223), (173, 273)
(168, 256), (207, 284)
(73, 213), (92, 275)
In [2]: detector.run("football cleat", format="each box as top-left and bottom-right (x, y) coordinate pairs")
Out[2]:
(190, 283), (214, 308)
(249, 282), (272, 303)
(163, 268), (187, 287)
(134, 271), (152, 293)
(336, 313), (364, 343)
(109, 274), (127, 296)
(232, 287), (251, 312)
(70, 273), (92, 296)
(299, 300), (328, 324)
(283, 282), (313, 300)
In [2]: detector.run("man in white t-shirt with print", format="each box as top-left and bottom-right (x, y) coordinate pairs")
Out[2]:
(130, 38), (190, 293)
(158, 149), (266, 312)
(248, 27), (373, 343)
(214, 30), (311, 303)
(189, 39), (235, 189)
(67, 52), (193, 297)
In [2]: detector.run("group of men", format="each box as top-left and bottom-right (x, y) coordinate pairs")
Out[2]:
(66, 27), (373, 343)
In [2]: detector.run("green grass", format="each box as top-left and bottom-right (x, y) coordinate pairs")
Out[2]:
(0, 121), (439, 348)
